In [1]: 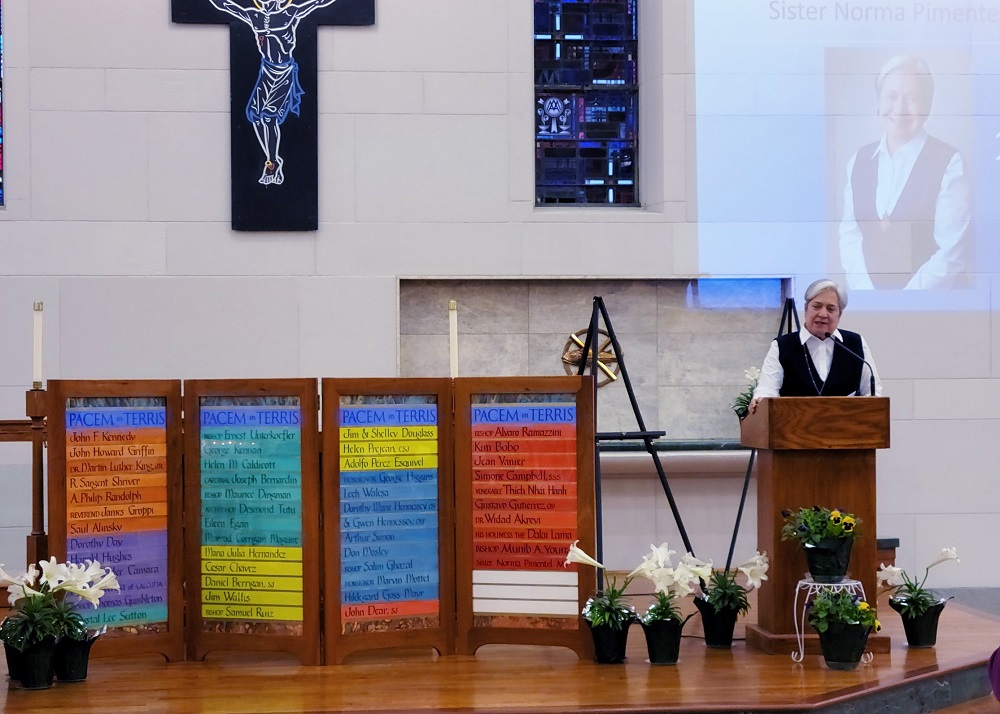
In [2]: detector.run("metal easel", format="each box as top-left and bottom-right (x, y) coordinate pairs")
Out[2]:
(576, 297), (696, 588)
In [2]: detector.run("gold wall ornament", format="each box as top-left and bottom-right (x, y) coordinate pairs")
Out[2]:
(562, 329), (620, 387)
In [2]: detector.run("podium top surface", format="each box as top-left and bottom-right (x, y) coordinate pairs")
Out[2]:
(740, 397), (890, 450)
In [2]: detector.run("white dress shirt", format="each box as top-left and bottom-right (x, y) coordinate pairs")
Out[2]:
(839, 131), (971, 290)
(753, 328), (883, 399)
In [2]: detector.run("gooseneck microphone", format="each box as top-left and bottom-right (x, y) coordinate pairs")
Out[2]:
(825, 332), (876, 396)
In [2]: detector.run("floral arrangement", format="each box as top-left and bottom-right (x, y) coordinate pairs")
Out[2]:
(731, 367), (761, 420)
(629, 543), (710, 624)
(564, 541), (636, 630)
(877, 547), (959, 618)
(781, 506), (860, 546)
(0, 558), (120, 651)
(807, 588), (881, 634)
(699, 552), (769, 616)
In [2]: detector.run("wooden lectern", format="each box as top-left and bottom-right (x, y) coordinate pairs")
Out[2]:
(741, 397), (891, 655)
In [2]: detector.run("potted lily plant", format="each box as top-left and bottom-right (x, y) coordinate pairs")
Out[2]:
(564, 541), (636, 663)
(629, 542), (710, 664)
(808, 588), (881, 670)
(731, 367), (761, 420)
(1, 558), (119, 688)
(782, 506), (861, 583)
(878, 547), (959, 648)
(694, 551), (769, 648)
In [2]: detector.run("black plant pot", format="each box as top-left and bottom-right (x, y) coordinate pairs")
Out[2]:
(4, 642), (24, 681)
(640, 617), (685, 665)
(54, 633), (100, 682)
(889, 599), (946, 648)
(694, 597), (739, 649)
(587, 621), (632, 664)
(815, 621), (871, 671)
(16, 637), (56, 690)
(804, 538), (854, 583)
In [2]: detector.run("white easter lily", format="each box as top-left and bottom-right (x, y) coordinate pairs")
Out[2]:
(0, 563), (19, 587)
(737, 551), (770, 591)
(564, 540), (605, 570)
(681, 553), (714, 582)
(668, 563), (698, 598)
(877, 563), (905, 587)
(38, 557), (71, 589)
(927, 547), (960, 570)
(89, 568), (121, 595)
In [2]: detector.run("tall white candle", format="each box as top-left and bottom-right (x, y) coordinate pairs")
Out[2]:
(448, 300), (458, 378)
(33, 302), (44, 387)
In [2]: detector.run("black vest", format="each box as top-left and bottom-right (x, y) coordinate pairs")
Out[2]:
(775, 330), (865, 397)
(851, 136), (956, 289)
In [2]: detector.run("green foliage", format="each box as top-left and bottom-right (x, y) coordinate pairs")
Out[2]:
(0, 595), (60, 652)
(50, 597), (89, 641)
(705, 570), (750, 616)
(641, 591), (693, 625)
(781, 506), (861, 546)
(731, 368), (760, 420)
(807, 589), (879, 634)
(582, 575), (636, 630)
(890, 588), (938, 618)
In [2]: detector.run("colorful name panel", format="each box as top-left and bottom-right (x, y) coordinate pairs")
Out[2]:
(64, 398), (170, 630)
(198, 397), (304, 628)
(470, 394), (579, 620)
(339, 397), (440, 633)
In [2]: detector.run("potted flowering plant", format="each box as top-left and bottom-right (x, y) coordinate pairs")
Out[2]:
(731, 367), (760, 420)
(782, 506), (860, 583)
(628, 542), (709, 664)
(878, 547), (959, 647)
(564, 541), (636, 663)
(1, 558), (119, 688)
(808, 588), (881, 670)
(694, 551), (769, 648)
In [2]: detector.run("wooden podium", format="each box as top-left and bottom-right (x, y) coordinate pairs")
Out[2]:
(741, 397), (891, 655)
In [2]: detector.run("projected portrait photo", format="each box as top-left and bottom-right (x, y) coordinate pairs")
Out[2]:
(830, 51), (973, 291)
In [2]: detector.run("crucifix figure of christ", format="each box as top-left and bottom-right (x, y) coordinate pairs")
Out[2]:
(211, 0), (338, 188)
(171, 0), (375, 231)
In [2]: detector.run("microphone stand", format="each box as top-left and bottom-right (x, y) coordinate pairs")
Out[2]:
(825, 332), (876, 396)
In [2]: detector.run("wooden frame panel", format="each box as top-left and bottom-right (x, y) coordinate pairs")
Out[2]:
(322, 378), (455, 663)
(454, 377), (595, 658)
(183, 379), (320, 664)
(46, 380), (184, 662)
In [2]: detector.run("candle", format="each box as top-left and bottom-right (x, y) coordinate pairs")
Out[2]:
(33, 302), (44, 388)
(448, 300), (458, 378)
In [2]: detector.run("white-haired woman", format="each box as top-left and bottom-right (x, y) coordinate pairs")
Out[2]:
(749, 279), (882, 413)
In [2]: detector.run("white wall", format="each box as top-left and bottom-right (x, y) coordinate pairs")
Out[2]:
(0, 0), (995, 588)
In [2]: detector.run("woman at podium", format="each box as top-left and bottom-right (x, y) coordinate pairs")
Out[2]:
(750, 279), (882, 413)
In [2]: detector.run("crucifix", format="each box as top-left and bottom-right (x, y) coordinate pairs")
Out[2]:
(171, 0), (375, 231)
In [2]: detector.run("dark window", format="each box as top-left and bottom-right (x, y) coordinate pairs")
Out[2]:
(535, 1), (637, 206)
(1, 0), (5, 206)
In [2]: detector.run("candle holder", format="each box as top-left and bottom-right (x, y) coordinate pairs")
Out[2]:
(33, 301), (44, 389)
(26, 387), (48, 564)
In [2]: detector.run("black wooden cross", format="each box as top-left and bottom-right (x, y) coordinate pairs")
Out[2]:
(171, 0), (375, 232)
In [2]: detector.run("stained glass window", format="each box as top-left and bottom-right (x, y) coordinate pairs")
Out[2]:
(1, 0), (5, 206)
(534, 0), (637, 206)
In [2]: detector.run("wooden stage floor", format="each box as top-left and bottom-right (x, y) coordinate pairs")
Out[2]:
(3, 597), (999, 714)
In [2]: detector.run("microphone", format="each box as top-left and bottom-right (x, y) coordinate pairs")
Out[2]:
(825, 332), (876, 396)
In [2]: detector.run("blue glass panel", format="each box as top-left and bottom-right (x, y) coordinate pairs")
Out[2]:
(685, 279), (786, 310)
